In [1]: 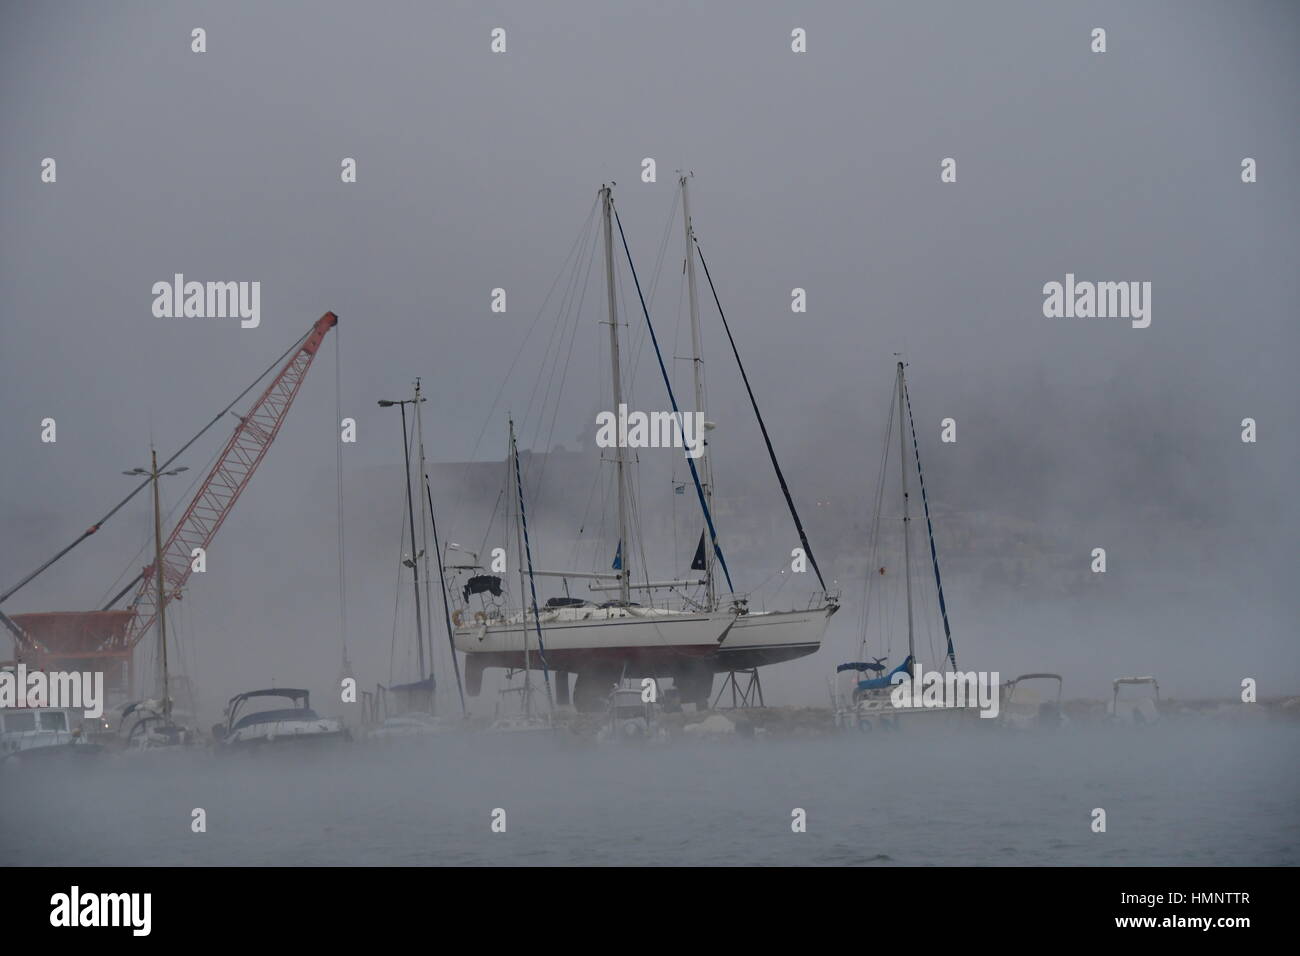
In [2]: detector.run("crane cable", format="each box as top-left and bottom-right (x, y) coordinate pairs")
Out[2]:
(335, 326), (350, 672)
(0, 327), (314, 609)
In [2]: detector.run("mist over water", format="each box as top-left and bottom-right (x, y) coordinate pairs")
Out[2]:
(3, 722), (1295, 866)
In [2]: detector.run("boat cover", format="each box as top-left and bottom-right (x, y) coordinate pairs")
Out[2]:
(857, 656), (914, 691)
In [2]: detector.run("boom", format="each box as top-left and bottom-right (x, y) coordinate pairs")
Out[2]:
(124, 311), (337, 647)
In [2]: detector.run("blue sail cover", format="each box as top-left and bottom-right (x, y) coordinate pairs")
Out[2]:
(856, 656), (914, 691)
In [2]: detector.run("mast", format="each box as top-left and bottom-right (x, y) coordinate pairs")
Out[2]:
(398, 399), (427, 679)
(150, 448), (170, 718)
(426, 479), (467, 715)
(680, 173), (715, 610)
(601, 184), (631, 604)
(413, 377), (436, 707)
(897, 361), (916, 681)
(511, 419), (554, 713)
(509, 419), (532, 716)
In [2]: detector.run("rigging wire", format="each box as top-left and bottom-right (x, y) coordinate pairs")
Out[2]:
(625, 188), (681, 396)
(387, 408), (422, 684)
(904, 376), (957, 671)
(693, 238), (821, 593)
(519, 212), (591, 462)
(510, 426), (553, 708)
(425, 475), (465, 715)
(860, 384), (896, 660)
(2, 326), (315, 607)
(606, 193), (681, 600)
(475, 487), (505, 567)
(444, 198), (600, 533)
(527, 213), (601, 505)
(94, 435), (226, 609)
(442, 201), (601, 613)
(566, 465), (603, 573)
(611, 202), (735, 595)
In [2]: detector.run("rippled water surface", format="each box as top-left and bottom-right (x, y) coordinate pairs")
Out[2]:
(2, 722), (1296, 866)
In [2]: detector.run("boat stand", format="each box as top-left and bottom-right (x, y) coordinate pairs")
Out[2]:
(712, 668), (764, 709)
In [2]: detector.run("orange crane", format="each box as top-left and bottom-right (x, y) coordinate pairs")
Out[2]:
(1, 312), (337, 697)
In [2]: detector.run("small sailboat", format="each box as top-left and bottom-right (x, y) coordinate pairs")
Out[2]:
(833, 361), (977, 731)
(118, 696), (200, 750)
(365, 378), (464, 741)
(367, 678), (449, 741)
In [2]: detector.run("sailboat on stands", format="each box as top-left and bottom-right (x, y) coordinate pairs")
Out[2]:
(832, 362), (977, 731)
(448, 179), (838, 713)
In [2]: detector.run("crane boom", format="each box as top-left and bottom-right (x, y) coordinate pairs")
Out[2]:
(124, 311), (337, 647)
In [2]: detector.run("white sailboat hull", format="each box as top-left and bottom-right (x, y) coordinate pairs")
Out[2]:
(455, 607), (730, 666)
(717, 606), (837, 669)
(455, 603), (837, 704)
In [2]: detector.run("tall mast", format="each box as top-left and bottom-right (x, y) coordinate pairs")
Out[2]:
(601, 184), (631, 604)
(398, 400), (426, 679)
(413, 377), (436, 706)
(680, 173), (715, 610)
(509, 419), (532, 716)
(151, 447), (170, 718)
(897, 361), (916, 681)
(425, 479), (466, 716)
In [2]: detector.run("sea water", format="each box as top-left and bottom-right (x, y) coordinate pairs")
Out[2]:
(1, 722), (1295, 866)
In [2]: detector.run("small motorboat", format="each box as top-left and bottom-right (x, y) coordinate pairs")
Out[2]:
(999, 673), (1065, 730)
(1109, 676), (1160, 724)
(486, 713), (555, 735)
(0, 706), (102, 766)
(213, 688), (349, 750)
(365, 712), (451, 741)
(596, 682), (667, 744)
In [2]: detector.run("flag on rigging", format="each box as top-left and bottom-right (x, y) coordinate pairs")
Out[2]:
(691, 531), (706, 571)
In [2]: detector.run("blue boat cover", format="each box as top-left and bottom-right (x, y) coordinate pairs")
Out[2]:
(857, 656), (914, 691)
